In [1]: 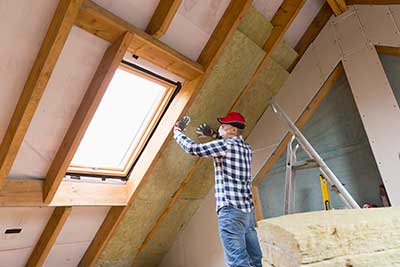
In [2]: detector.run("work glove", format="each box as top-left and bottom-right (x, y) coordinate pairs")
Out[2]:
(196, 123), (217, 139)
(175, 116), (191, 132)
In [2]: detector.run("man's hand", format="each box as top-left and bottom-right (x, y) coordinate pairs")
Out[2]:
(196, 123), (217, 139)
(175, 116), (191, 132)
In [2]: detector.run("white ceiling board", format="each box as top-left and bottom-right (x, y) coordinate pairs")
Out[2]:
(253, 0), (284, 21)
(160, 0), (229, 60)
(44, 242), (90, 267)
(284, 0), (325, 48)
(0, 0), (58, 144)
(0, 247), (32, 267)
(43, 207), (109, 267)
(9, 26), (109, 180)
(0, 207), (53, 250)
(356, 5), (400, 47)
(93, 0), (160, 30)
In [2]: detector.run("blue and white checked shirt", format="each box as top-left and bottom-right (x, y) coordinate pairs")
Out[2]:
(174, 129), (254, 213)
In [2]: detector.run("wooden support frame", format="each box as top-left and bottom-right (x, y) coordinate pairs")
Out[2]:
(327, 0), (347, 16)
(79, 1), (252, 266)
(75, 0), (203, 80)
(43, 32), (133, 204)
(289, 2), (333, 72)
(26, 206), (72, 266)
(0, 0), (82, 190)
(146, 0), (182, 38)
(135, 0), (305, 258)
(376, 45), (400, 57)
(0, 179), (128, 207)
(253, 63), (345, 186)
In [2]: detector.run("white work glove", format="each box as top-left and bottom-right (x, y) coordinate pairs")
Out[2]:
(195, 123), (217, 139)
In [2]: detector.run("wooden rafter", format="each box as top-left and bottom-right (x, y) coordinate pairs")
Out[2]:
(79, 1), (252, 266)
(0, 0), (82, 190)
(26, 206), (72, 266)
(327, 0), (347, 16)
(376, 45), (400, 57)
(0, 179), (128, 207)
(146, 0), (182, 38)
(289, 2), (333, 72)
(135, 0), (305, 257)
(253, 63), (345, 186)
(43, 32), (132, 204)
(75, 0), (203, 80)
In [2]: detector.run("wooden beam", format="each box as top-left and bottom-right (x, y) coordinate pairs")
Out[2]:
(43, 32), (133, 204)
(376, 45), (400, 57)
(26, 206), (72, 266)
(253, 63), (345, 186)
(197, 0), (252, 68)
(0, 0), (82, 190)
(135, 0), (305, 257)
(146, 0), (182, 38)
(327, 0), (347, 16)
(0, 179), (128, 207)
(289, 3), (333, 72)
(79, 1), (251, 266)
(75, 0), (204, 80)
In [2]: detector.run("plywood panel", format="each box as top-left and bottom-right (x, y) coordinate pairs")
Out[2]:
(343, 45), (400, 205)
(356, 5), (400, 47)
(44, 242), (90, 267)
(0, 0), (58, 143)
(9, 27), (109, 179)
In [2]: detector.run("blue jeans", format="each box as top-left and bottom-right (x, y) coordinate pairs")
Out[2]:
(217, 206), (262, 267)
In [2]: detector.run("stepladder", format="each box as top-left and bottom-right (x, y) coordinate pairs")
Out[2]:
(269, 99), (361, 215)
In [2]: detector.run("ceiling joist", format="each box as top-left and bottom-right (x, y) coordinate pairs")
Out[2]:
(0, 0), (82, 190)
(146, 0), (182, 38)
(136, 0), (305, 257)
(79, 1), (252, 266)
(327, 0), (347, 16)
(26, 206), (72, 267)
(75, 0), (204, 80)
(43, 32), (133, 204)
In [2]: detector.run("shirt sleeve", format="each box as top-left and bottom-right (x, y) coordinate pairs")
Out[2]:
(173, 129), (228, 157)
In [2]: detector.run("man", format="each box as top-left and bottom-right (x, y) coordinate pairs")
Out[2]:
(173, 112), (262, 267)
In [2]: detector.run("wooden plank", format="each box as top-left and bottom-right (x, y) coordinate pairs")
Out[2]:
(0, 179), (128, 207)
(289, 3), (333, 72)
(197, 0), (252, 68)
(0, 0), (82, 190)
(135, 0), (305, 257)
(253, 63), (344, 186)
(26, 206), (72, 267)
(79, 2), (251, 266)
(75, 0), (204, 80)
(376, 45), (400, 56)
(146, 0), (182, 38)
(327, 0), (347, 16)
(43, 32), (133, 204)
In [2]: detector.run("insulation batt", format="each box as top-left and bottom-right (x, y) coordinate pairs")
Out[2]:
(256, 208), (400, 266)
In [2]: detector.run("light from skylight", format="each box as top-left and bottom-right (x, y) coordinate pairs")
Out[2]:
(69, 67), (169, 176)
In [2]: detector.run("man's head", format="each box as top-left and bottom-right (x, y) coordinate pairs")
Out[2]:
(217, 112), (246, 139)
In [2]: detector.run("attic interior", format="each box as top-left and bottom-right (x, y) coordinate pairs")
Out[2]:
(1, 0), (400, 266)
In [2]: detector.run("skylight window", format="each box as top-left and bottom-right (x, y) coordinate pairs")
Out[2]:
(68, 65), (175, 177)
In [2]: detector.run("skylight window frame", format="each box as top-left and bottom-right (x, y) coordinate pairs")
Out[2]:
(66, 63), (176, 178)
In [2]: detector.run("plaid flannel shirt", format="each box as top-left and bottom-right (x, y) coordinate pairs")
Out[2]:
(174, 129), (254, 213)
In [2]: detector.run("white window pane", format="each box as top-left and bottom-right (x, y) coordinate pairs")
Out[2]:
(70, 68), (166, 170)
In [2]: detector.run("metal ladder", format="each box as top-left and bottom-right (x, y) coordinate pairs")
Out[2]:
(269, 99), (361, 215)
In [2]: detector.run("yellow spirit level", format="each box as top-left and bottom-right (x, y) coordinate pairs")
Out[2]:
(320, 175), (331, 210)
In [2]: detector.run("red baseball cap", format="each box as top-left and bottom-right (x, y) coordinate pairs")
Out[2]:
(217, 112), (246, 129)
